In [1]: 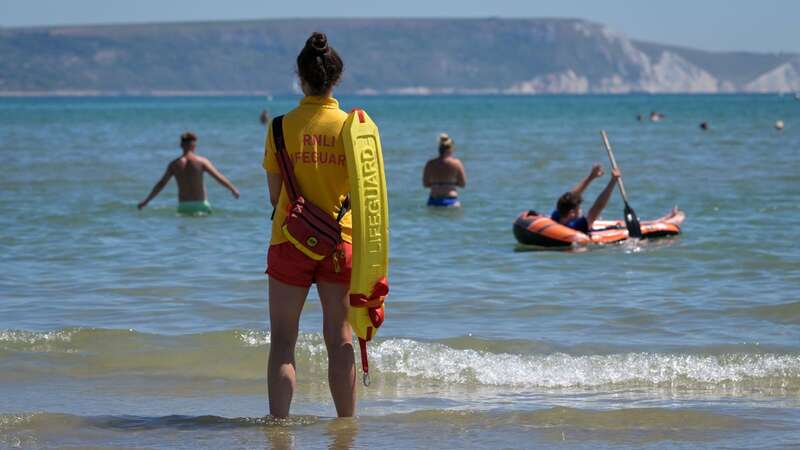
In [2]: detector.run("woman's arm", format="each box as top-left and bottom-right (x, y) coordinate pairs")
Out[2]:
(267, 172), (283, 208)
(422, 161), (433, 188)
(456, 159), (467, 187)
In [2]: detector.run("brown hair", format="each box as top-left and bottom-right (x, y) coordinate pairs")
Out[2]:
(296, 32), (343, 96)
(557, 192), (582, 217)
(180, 132), (197, 146)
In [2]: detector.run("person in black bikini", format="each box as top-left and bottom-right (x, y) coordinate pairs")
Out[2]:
(423, 133), (467, 207)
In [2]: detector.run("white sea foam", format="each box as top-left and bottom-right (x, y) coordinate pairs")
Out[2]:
(370, 339), (800, 388)
(235, 330), (326, 356)
(5, 329), (799, 389)
(236, 329), (270, 346)
(0, 329), (76, 344)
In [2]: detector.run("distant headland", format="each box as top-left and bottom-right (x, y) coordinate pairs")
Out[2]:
(1, 18), (798, 95)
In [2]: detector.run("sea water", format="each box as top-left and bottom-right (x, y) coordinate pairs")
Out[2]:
(1, 95), (799, 449)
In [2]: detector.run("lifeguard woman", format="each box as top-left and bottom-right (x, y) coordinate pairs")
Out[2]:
(263, 32), (355, 418)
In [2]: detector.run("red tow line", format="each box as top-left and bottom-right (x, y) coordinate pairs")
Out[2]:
(358, 337), (370, 386)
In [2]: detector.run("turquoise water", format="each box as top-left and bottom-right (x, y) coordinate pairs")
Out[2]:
(1, 95), (799, 449)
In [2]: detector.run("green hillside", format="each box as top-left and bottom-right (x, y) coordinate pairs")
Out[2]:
(1, 18), (796, 94)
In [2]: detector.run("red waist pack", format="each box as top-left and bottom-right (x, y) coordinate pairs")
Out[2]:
(272, 115), (348, 261)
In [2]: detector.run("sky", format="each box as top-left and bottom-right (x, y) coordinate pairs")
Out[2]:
(1, 0), (798, 54)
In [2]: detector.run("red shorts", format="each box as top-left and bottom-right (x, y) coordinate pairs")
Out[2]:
(267, 241), (352, 288)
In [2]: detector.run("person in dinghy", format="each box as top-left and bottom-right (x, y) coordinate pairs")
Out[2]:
(553, 164), (682, 233)
(552, 164), (620, 233)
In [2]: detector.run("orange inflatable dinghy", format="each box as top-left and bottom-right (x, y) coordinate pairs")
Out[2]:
(513, 210), (684, 247)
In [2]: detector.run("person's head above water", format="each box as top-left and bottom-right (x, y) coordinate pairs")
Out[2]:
(296, 32), (344, 97)
(557, 191), (582, 220)
(180, 132), (197, 153)
(438, 133), (454, 157)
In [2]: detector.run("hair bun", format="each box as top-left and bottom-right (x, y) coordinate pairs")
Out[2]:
(438, 133), (454, 151)
(307, 32), (329, 56)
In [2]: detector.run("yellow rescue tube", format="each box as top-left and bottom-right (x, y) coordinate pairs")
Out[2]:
(342, 109), (389, 384)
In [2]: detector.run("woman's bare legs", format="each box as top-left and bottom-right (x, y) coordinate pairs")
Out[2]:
(267, 277), (309, 418)
(317, 281), (356, 417)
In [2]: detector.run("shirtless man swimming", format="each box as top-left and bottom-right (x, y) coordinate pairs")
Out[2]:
(138, 132), (240, 215)
(422, 133), (467, 207)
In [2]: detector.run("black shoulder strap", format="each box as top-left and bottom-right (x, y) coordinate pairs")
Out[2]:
(272, 115), (350, 222)
(271, 115), (299, 200)
(336, 195), (351, 222)
(272, 115), (285, 150)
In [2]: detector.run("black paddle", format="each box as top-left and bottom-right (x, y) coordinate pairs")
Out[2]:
(600, 130), (642, 239)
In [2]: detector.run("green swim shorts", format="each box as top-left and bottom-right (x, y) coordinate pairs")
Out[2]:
(177, 200), (213, 215)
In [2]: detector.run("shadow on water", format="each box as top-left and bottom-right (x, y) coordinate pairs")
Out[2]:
(423, 204), (465, 218)
(89, 414), (318, 430)
(258, 416), (358, 450)
(92, 414), (360, 450)
(513, 236), (682, 253)
(1, 406), (790, 449)
(514, 243), (586, 253)
(0, 412), (362, 450)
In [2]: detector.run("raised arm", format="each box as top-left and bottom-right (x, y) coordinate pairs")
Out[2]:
(203, 158), (240, 198)
(586, 168), (620, 226)
(138, 162), (174, 209)
(570, 164), (604, 196)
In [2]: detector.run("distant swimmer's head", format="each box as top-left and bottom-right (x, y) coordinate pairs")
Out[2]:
(438, 133), (454, 156)
(297, 32), (344, 97)
(557, 191), (582, 221)
(180, 132), (197, 152)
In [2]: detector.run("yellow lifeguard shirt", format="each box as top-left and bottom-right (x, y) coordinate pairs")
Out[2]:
(263, 96), (352, 245)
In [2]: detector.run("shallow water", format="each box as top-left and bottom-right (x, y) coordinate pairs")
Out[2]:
(1, 94), (799, 448)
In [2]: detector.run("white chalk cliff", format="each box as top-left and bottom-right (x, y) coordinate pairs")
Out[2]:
(506, 25), (733, 94)
(745, 58), (800, 93)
